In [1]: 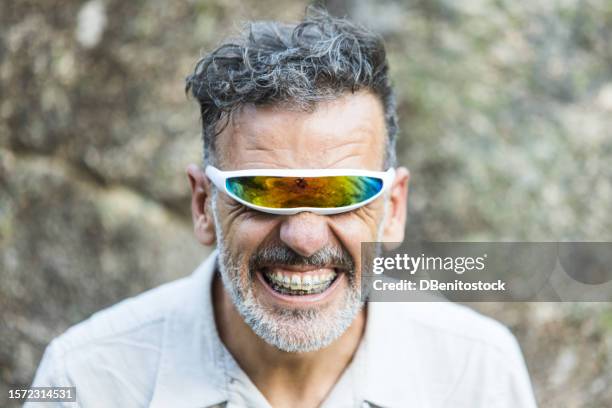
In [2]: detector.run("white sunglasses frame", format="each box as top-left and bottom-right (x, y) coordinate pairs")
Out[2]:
(205, 165), (396, 215)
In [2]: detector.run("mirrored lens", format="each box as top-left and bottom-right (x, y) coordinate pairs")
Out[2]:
(226, 175), (383, 209)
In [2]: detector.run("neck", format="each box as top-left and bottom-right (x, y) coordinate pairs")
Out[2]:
(212, 272), (366, 408)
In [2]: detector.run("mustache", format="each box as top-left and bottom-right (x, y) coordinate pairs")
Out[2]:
(249, 244), (355, 272)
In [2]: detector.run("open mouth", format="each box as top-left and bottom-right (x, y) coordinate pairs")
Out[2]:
(260, 267), (340, 296)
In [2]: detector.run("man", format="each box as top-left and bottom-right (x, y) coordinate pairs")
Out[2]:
(29, 9), (537, 408)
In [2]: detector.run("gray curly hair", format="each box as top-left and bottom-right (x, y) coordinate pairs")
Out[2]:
(186, 7), (398, 168)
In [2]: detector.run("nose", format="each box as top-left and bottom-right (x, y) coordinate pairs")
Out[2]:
(279, 212), (330, 257)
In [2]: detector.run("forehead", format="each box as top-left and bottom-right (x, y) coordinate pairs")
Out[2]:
(216, 91), (387, 171)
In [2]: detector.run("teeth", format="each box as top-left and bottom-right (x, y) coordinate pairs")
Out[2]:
(264, 270), (338, 295)
(290, 275), (300, 290)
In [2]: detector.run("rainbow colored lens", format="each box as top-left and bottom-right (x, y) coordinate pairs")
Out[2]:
(226, 175), (384, 209)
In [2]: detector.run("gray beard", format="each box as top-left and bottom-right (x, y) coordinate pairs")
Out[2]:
(211, 190), (368, 353)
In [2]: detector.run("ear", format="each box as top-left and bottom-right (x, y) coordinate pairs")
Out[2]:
(381, 167), (410, 246)
(187, 164), (216, 246)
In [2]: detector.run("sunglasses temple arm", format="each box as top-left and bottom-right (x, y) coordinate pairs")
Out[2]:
(204, 166), (226, 190)
(384, 168), (396, 188)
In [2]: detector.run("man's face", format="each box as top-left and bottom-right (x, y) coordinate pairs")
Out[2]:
(204, 91), (400, 352)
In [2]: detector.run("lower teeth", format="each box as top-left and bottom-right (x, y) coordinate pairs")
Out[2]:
(270, 284), (330, 295)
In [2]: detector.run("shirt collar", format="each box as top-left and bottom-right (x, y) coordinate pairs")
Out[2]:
(359, 302), (428, 408)
(150, 249), (228, 408)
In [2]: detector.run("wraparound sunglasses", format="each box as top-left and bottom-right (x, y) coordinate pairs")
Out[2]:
(205, 166), (396, 215)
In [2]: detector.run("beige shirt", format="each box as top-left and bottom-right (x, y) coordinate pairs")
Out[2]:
(29, 250), (537, 407)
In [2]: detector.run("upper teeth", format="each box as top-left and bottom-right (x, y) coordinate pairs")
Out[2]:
(265, 270), (337, 293)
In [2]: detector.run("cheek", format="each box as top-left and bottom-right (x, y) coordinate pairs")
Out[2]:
(332, 203), (384, 240)
(220, 210), (279, 256)
(332, 218), (377, 243)
(329, 207), (384, 268)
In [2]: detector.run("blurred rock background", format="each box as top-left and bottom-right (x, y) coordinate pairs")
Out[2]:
(1, 0), (611, 406)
